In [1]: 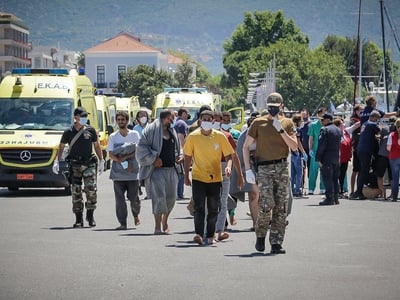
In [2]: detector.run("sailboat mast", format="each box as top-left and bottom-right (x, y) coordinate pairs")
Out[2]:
(380, 0), (390, 111)
(353, 0), (362, 106)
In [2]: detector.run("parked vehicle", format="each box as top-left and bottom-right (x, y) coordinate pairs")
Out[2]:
(95, 94), (117, 169)
(153, 87), (244, 130)
(0, 68), (99, 193)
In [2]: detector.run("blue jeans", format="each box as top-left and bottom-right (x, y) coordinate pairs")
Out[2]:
(291, 153), (303, 195)
(216, 162), (230, 232)
(177, 174), (184, 198)
(389, 158), (400, 200)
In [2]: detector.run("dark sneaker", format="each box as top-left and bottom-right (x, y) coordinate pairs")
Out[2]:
(319, 199), (334, 206)
(349, 192), (365, 200)
(271, 244), (286, 254)
(255, 237), (266, 252)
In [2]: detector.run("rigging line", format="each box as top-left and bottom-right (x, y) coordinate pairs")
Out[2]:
(383, 4), (400, 54)
(311, 88), (331, 117)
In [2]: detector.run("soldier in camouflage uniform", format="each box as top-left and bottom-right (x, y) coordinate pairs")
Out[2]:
(243, 93), (298, 254)
(53, 107), (105, 228)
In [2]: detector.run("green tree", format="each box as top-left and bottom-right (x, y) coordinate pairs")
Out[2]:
(77, 52), (85, 68)
(266, 41), (352, 111)
(222, 10), (309, 87)
(117, 65), (173, 109)
(174, 60), (193, 87)
(320, 35), (399, 91)
(220, 10), (354, 112)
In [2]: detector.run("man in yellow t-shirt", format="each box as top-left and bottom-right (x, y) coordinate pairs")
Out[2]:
(184, 110), (244, 246)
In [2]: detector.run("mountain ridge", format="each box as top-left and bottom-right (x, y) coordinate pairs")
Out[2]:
(1, 0), (399, 74)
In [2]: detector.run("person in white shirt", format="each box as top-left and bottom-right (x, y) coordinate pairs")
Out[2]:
(107, 111), (141, 230)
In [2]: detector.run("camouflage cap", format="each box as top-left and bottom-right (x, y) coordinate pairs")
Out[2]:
(266, 92), (283, 107)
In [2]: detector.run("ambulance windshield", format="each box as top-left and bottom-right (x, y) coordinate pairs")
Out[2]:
(0, 98), (73, 130)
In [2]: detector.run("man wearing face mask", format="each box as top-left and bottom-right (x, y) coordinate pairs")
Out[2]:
(184, 110), (244, 245)
(53, 107), (105, 228)
(174, 108), (191, 199)
(136, 109), (183, 234)
(243, 92), (298, 254)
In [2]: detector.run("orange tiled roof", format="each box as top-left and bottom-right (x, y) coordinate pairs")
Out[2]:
(86, 32), (159, 53)
(168, 54), (184, 64)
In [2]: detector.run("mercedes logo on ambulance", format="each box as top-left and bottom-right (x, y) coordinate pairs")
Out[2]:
(20, 150), (32, 162)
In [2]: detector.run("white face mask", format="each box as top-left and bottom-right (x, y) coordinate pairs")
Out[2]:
(212, 121), (221, 129)
(201, 121), (213, 131)
(139, 116), (147, 124)
(79, 117), (87, 125)
(221, 123), (231, 131)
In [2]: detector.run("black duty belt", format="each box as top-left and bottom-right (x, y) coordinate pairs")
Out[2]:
(257, 158), (287, 166)
(68, 156), (92, 162)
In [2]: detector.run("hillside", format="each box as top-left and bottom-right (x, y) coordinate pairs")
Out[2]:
(1, 0), (399, 74)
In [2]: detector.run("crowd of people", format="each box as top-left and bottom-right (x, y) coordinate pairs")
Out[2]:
(52, 92), (400, 255)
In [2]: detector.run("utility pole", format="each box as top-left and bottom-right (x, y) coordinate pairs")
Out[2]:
(380, 0), (390, 111)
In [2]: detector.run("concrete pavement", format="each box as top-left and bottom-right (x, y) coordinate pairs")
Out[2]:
(0, 172), (400, 300)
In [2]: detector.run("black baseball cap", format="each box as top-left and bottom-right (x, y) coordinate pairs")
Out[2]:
(74, 107), (89, 117)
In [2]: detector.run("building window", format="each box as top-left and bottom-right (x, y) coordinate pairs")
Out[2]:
(96, 65), (105, 87)
(117, 65), (126, 79)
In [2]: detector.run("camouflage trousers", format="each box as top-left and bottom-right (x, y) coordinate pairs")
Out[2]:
(256, 161), (289, 245)
(70, 162), (97, 213)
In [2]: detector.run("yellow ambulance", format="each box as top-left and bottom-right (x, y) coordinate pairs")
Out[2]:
(115, 96), (141, 125)
(95, 94), (117, 169)
(152, 87), (244, 130)
(0, 68), (98, 193)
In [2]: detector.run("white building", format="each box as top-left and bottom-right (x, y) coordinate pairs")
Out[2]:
(84, 32), (171, 93)
(29, 45), (78, 69)
(0, 12), (30, 77)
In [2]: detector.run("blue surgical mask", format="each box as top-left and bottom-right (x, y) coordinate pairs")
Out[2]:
(169, 119), (176, 129)
(221, 123), (231, 131)
(201, 121), (213, 131)
(79, 117), (87, 125)
(267, 106), (280, 117)
(212, 121), (221, 129)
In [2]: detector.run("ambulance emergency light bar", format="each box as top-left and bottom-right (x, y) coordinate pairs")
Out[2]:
(164, 87), (208, 94)
(11, 68), (69, 75)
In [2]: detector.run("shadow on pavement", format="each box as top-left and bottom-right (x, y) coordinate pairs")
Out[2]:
(47, 226), (78, 230)
(119, 233), (158, 237)
(92, 228), (137, 232)
(224, 252), (273, 258)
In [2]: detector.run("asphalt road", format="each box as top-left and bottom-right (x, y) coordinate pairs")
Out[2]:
(1, 171), (400, 300)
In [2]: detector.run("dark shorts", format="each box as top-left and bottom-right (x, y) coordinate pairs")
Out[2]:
(352, 150), (360, 172)
(373, 155), (391, 179)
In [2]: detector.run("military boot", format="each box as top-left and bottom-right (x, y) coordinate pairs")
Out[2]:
(271, 244), (286, 254)
(333, 193), (340, 205)
(319, 194), (334, 206)
(255, 236), (266, 252)
(86, 209), (96, 227)
(73, 212), (84, 228)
